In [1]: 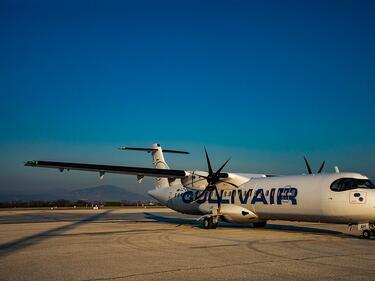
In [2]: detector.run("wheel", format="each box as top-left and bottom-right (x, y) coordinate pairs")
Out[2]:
(203, 217), (211, 229)
(253, 221), (267, 228)
(203, 217), (215, 229)
(363, 230), (372, 239)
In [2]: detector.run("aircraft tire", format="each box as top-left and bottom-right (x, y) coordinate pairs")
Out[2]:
(203, 217), (217, 229)
(362, 230), (371, 239)
(203, 217), (212, 229)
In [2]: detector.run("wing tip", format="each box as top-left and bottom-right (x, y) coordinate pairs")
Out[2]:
(25, 160), (38, 166)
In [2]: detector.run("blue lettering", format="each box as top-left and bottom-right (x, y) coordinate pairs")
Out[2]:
(251, 189), (268, 204)
(231, 190), (236, 204)
(220, 190), (230, 204)
(276, 188), (284, 204)
(181, 187), (298, 206)
(288, 187), (298, 205)
(269, 188), (275, 204)
(239, 189), (252, 204)
(276, 187), (298, 205)
(182, 191), (194, 203)
(195, 190), (208, 204)
(208, 191), (218, 204)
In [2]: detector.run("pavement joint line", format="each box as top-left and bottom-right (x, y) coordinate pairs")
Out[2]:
(80, 252), (375, 281)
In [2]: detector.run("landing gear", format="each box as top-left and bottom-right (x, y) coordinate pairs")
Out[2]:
(253, 221), (267, 228)
(202, 217), (218, 229)
(357, 223), (375, 239)
(362, 230), (372, 239)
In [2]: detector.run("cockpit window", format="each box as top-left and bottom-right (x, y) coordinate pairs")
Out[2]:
(330, 178), (375, 192)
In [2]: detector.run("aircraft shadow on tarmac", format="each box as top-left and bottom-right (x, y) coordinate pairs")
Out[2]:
(143, 212), (343, 236)
(0, 210), (112, 257)
(144, 212), (199, 226)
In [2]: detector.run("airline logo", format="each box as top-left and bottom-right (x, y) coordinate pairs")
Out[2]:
(182, 187), (298, 205)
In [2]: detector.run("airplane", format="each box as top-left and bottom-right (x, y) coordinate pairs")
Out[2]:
(25, 143), (375, 238)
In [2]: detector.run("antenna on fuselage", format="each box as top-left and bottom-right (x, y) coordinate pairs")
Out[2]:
(334, 166), (340, 173)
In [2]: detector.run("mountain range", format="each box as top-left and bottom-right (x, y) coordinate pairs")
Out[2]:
(0, 185), (151, 202)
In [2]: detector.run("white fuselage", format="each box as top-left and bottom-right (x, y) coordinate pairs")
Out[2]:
(148, 172), (375, 225)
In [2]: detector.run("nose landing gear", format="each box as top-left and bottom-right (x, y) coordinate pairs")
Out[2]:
(203, 217), (218, 229)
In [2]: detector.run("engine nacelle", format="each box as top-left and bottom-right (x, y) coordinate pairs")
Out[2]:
(181, 171), (209, 190)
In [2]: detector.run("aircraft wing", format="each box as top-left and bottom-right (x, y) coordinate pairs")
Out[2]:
(24, 160), (188, 178)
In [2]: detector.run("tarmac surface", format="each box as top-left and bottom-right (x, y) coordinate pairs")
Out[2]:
(0, 208), (374, 281)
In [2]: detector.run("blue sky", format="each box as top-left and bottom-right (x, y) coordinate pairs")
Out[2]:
(1, 0), (374, 194)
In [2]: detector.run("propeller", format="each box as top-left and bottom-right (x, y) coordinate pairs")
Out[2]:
(304, 156), (325, 174)
(191, 148), (238, 209)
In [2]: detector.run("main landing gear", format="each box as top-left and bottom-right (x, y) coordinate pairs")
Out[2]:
(202, 216), (219, 229)
(362, 230), (373, 239)
(362, 229), (375, 239)
(358, 223), (375, 239)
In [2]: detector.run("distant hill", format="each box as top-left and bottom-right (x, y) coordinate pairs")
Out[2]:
(0, 185), (150, 202)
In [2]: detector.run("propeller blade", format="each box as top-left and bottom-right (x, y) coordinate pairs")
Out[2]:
(191, 173), (208, 187)
(304, 156), (312, 174)
(204, 147), (213, 175)
(317, 160), (325, 173)
(191, 148), (235, 212)
(214, 187), (222, 210)
(215, 158), (231, 175)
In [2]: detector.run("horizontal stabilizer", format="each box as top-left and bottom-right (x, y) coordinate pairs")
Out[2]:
(119, 147), (189, 154)
(162, 149), (190, 154)
(118, 147), (157, 152)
